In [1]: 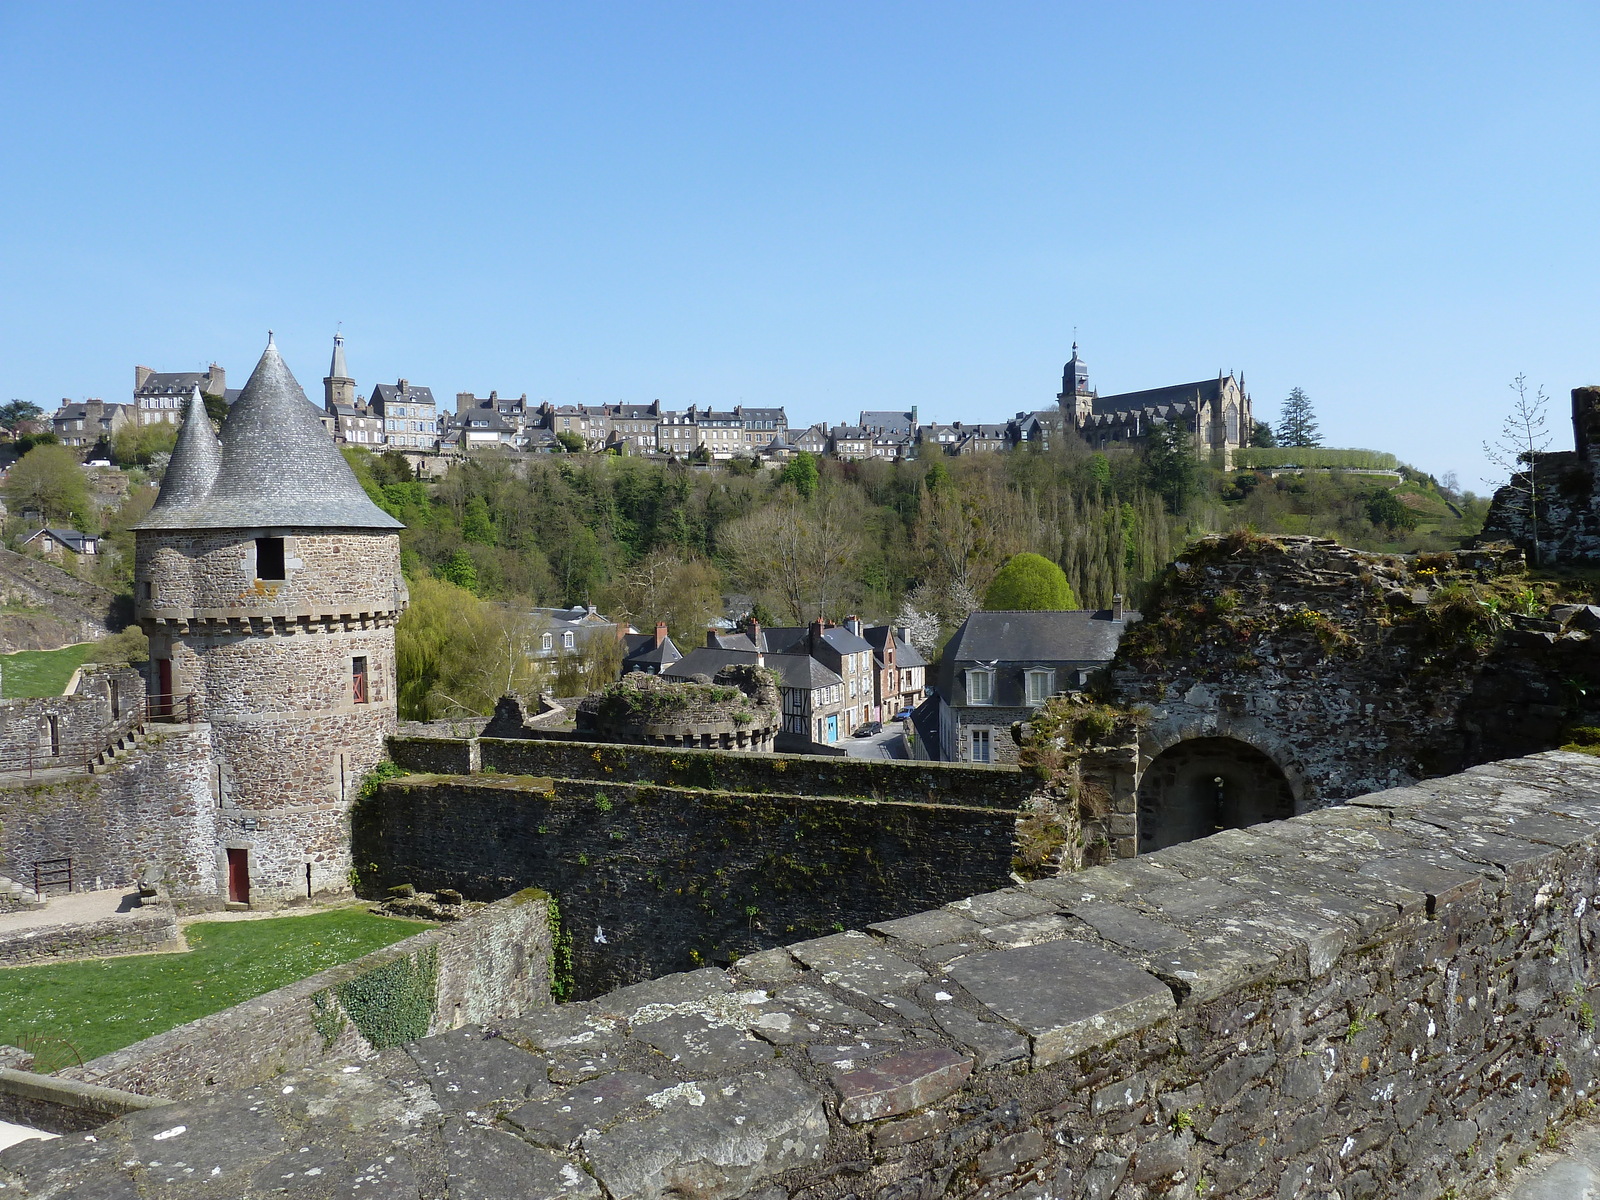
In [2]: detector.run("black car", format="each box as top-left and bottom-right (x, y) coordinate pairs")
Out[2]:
(853, 721), (883, 738)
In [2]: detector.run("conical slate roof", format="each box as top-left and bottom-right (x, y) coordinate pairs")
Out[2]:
(134, 336), (402, 531)
(139, 387), (222, 526)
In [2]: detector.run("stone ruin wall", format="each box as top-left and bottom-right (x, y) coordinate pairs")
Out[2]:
(16, 750), (1600, 1200)
(1107, 534), (1600, 815)
(55, 889), (554, 1104)
(0, 722), (217, 904)
(365, 736), (1043, 997)
(1481, 384), (1600, 563)
(0, 663), (144, 770)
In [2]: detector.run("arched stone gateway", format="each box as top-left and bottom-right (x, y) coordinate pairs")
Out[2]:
(1136, 736), (1295, 853)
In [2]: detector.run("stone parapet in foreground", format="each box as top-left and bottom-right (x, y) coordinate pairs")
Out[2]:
(8, 752), (1600, 1198)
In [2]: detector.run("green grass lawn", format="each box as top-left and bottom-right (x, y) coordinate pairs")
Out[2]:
(0, 908), (430, 1063)
(0, 642), (96, 698)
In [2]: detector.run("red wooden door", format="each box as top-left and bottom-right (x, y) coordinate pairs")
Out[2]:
(227, 848), (249, 905)
(155, 659), (173, 717)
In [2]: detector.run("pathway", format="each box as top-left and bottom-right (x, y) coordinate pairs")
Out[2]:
(1495, 1118), (1600, 1198)
(0, 887), (138, 935)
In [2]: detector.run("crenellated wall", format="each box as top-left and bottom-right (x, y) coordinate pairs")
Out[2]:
(19, 750), (1600, 1200)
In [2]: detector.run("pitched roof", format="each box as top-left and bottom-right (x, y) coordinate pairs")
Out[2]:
(22, 527), (97, 552)
(863, 624), (927, 669)
(135, 338), (402, 532)
(370, 382), (437, 407)
(941, 609), (1139, 667)
(622, 632), (682, 667)
(1093, 377), (1228, 416)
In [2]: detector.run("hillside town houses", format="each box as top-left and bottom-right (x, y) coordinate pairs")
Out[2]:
(48, 338), (1233, 468)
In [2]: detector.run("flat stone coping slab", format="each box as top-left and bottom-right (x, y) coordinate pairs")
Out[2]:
(947, 940), (1176, 1067)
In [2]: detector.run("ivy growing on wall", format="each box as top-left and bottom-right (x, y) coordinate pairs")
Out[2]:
(335, 946), (440, 1049)
(546, 895), (575, 1002)
(309, 987), (346, 1050)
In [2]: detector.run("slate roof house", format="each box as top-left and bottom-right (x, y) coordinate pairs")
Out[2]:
(620, 622), (683, 676)
(133, 363), (232, 426)
(931, 603), (1138, 765)
(20, 527), (99, 558)
(52, 399), (132, 448)
(862, 623), (928, 720)
(529, 606), (631, 660)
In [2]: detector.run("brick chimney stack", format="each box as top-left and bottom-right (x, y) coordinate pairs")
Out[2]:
(845, 614), (863, 637)
(655, 621), (668, 648)
(706, 628), (720, 648)
(135, 365), (153, 390)
(1112, 593), (1125, 621)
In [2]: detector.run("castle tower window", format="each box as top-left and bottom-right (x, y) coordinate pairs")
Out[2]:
(255, 537), (285, 581)
(352, 656), (369, 704)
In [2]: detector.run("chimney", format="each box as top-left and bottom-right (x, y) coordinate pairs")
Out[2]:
(134, 365), (153, 391)
(745, 616), (763, 650)
(206, 363), (225, 395)
(397, 379), (409, 394)
(1112, 593), (1125, 621)
(655, 621), (668, 649)
(587, 604), (598, 619)
(706, 628), (720, 648)
(845, 614), (863, 637)
(809, 618), (825, 649)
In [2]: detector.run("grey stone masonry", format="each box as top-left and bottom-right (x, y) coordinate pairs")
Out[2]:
(18, 750), (1600, 1198)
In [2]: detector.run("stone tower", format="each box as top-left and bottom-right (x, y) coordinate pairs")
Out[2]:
(1057, 342), (1094, 427)
(133, 335), (406, 906)
(324, 331), (356, 410)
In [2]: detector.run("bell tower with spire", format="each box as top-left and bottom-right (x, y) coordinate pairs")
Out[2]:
(1057, 342), (1095, 429)
(134, 334), (406, 907)
(324, 331), (355, 410)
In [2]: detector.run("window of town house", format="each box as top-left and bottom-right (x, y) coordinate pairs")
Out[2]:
(563, 632), (575, 650)
(541, 632), (553, 651)
(970, 728), (992, 764)
(967, 669), (994, 705)
(1025, 669), (1055, 706)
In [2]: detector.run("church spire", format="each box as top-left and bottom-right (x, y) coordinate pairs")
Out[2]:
(324, 330), (355, 410)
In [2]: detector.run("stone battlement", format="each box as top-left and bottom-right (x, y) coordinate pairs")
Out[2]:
(16, 749), (1600, 1199)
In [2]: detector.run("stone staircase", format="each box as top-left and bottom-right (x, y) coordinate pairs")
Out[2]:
(0, 874), (45, 910)
(89, 724), (150, 774)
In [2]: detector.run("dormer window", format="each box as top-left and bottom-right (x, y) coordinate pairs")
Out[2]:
(562, 631), (575, 650)
(1025, 668), (1055, 706)
(541, 632), (553, 651)
(966, 669), (994, 706)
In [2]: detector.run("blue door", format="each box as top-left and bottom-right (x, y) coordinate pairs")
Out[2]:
(825, 714), (838, 742)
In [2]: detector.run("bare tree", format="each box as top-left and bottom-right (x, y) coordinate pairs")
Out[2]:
(1482, 374), (1551, 566)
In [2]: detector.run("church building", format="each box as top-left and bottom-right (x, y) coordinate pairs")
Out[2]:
(1058, 345), (1253, 467)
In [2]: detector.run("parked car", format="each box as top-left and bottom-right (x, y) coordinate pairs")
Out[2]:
(852, 721), (883, 738)
(893, 708), (913, 721)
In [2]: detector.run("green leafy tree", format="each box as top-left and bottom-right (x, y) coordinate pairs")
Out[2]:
(0, 401), (43, 439)
(982, 552), (1078, 610)
(462, 496), (496, 545)
(777, 451), (819, 499)
(6, 443), (92, 529)
(1365, 489), (1418, 533)
(1142, 420), (1199, 515)
(436, 549), (480, 593)
(202, 393), (230, 427)
(1249, 420), (1276, 448)
(1277, 388), (1321, 448)
(555, 431), (585, 453)
(396, 574), (547, 719)
(112, 422), (179, 466)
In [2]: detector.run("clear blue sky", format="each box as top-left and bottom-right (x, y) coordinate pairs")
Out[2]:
(2, 2), (1597, 490)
